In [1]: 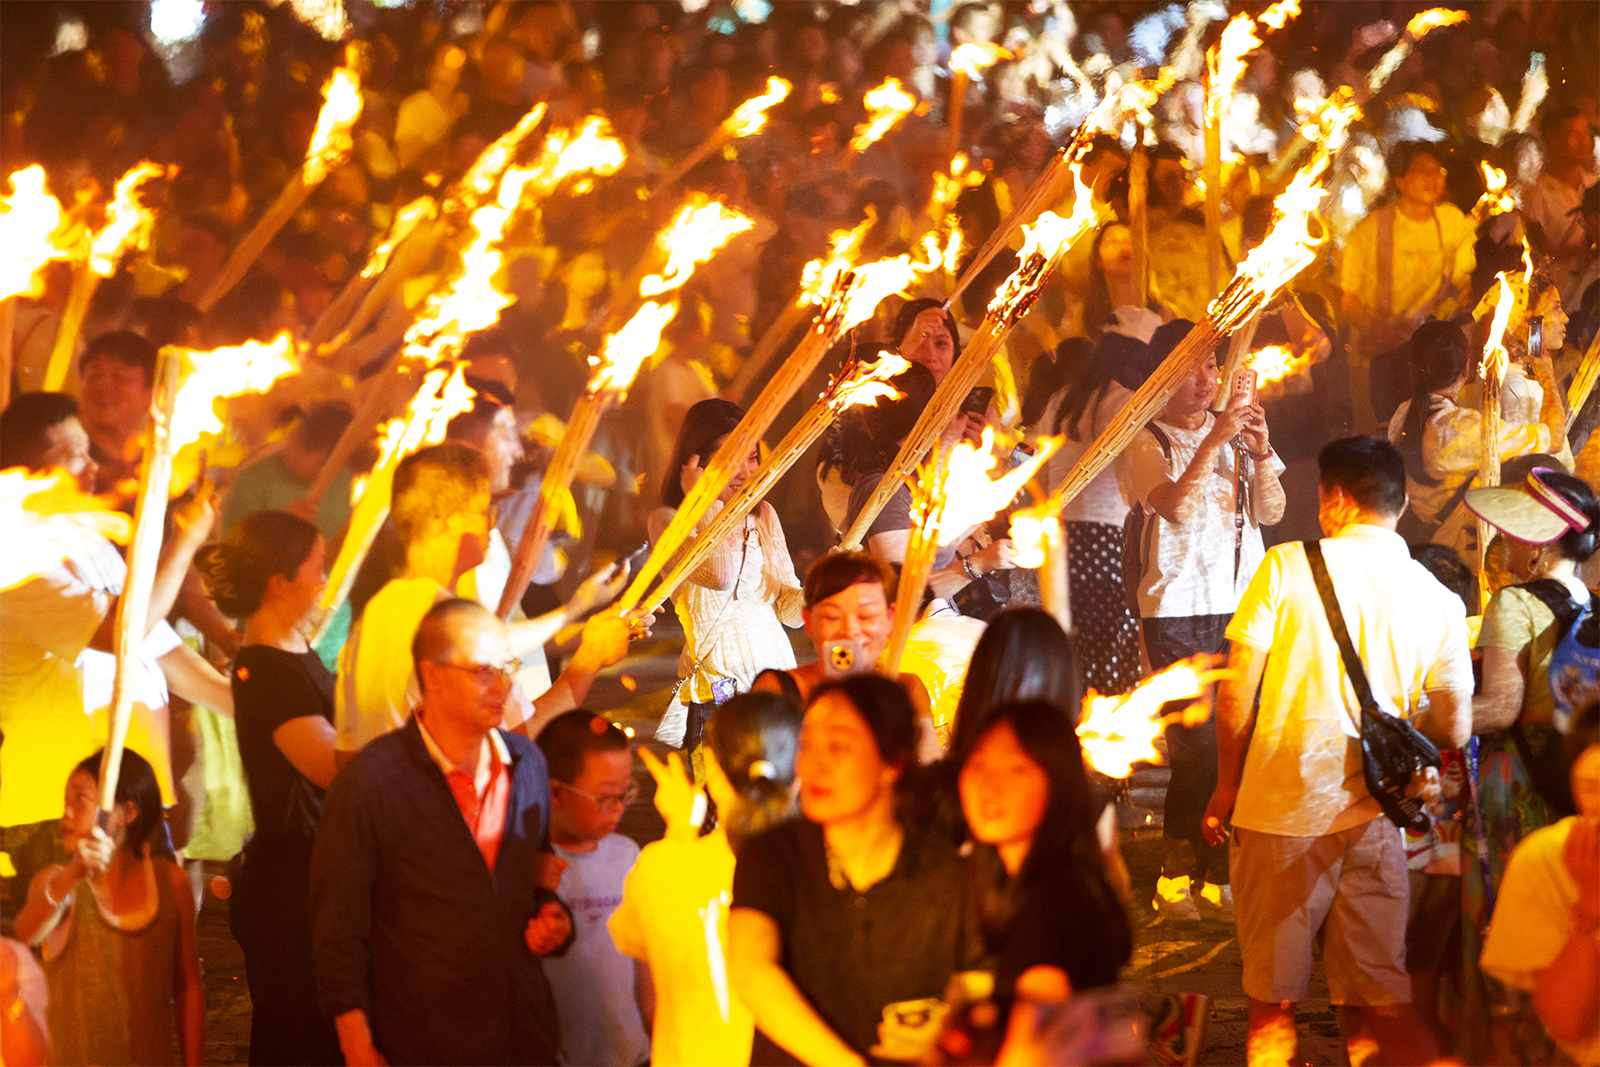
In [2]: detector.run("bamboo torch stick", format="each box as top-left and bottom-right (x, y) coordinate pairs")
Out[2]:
(1203, 96), (1224, 300)
(615, 234), (939, 615)
(843, 178), (1101, 551)
(942, 44), (1012, 164)
(496, 302), (676, 620)
(197, 68), (363, 315)
(726, 296), (812, 403)
(945, 71), (969, 164)
(97, 348), (179, 812)
(302, 353), (416, 510)
(1212, 311), (1261, 412)
(1129, 131), (1150, 307)
(643, 353), (913, 615)
(650, 78), (790, 201)
(1567, 331), (1600, 435)
(0, 295), (13, 410)
(308, 196), (438, 347)
(42, 263), (98, 393)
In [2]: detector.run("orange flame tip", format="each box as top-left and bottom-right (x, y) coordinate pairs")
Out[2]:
(988, 166), (1097, 315)
(640, 196), (754, 298)
(535, 116), (626, 194)
(832, 352), (913, 411)
(1405, 8), (1469, 38)
(0, 467), (134, 592)
(591, 302), (676, 394)
(1077, 656), (1216, 779)
(1480, 273), (1516, 385)
(88, 161), (168, 277)
(303, 67), (364, 185)
(849, 78), (917, 153)
(727, 77), (792, 138)
(170, 334), (301, 451)
(369, 365), (478, 483)
(361, 196), (437, 279)
(1, 166), (69, 299)
(1249, 345), (1313, 386)
(1009, 507), (1062, 570)
(1209, 15), (1264, 119)
(1258, 0), (1301, 32)
(949, 43), (1012, 80)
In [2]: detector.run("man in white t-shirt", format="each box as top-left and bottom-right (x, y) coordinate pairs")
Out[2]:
(1523, 107), (1598, 309)
(1204, 435), (1473, 1066)
(1120, 323), (1285, 918)
(334, 441), (634, 764)
(0, 393), (231, 893)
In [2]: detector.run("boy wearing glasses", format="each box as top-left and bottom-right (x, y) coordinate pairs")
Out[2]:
(538, 711), (652, 1067)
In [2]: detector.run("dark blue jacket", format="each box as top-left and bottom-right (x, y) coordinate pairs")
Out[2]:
(311, 717), (568, 1065)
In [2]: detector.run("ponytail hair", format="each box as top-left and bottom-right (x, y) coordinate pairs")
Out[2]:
(194, 509), (321, 618)
(703, 691), (803, 853)
(73, 748), (175, 862)
(1395, 321), (1469, 476)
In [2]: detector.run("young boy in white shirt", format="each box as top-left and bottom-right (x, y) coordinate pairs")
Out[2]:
(538, 711), (652, 1066)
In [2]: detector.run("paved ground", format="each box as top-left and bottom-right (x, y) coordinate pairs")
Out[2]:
(179, 616), (1350, 1064)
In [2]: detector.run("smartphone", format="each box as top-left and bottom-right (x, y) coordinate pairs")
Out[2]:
(960, 386), (995, 417)
(1230, 367), (1258, 408)
(821, 638), (871, 678)
(614, 541), (650, 578)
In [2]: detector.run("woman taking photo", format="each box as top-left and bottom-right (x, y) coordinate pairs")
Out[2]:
(609, 691), (803, 1066)
(1460, 467), (1600, 1062)
(730, 676), (964, 1066)
(194, 509), (342, 1065)
(15, 749), (204, 1066)
(650, 398), (804, 755)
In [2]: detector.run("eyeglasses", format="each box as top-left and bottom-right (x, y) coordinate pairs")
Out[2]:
(554, 780), (640, 813)
(432, 658), (522, 686)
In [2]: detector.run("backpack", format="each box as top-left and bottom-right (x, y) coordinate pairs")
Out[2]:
(1501, 578), (1597, 816)
(1121, 423), (1171, 619)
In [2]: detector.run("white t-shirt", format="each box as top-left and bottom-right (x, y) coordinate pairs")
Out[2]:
(0, 529), (181, 825)
(546, 834), (650, 1067)
(1340, 203), (1476, 353)
(1523, 170), (1600, 307)
(1480, 816), (1600, 1066)
(1120, 414), (1283, 619)
(1225, 525), (1475, 837)
(608, 831), (752, 1067)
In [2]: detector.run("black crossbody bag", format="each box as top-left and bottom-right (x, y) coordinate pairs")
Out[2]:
(1303, 541), (1442, 833)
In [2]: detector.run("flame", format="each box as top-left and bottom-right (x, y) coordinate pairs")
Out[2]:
(831, 352), (912, 411)
(88, 161), (167, 277)
(726, 77), (791, 138)
(302, 67), (363, 185)
(288, 0), (350, 41)
(361, 196), (437, 279)
(1406, 8), (1469, 37)
(1257, 0), (1301, 31)
(949, 43), (1012, 80)
(913, 428), (1058, 547)
(1208, 15), (1264, 123)
(1245, 1010), (1299, 1066)
(1474, 162), (1516, 218)
(364, 365), (478, 495)
(930, 153), (985, 215)
(1009, 509), (1061, 570)
(169, 334), (301, 451)
(639, 195), (754, 297)
(0, 467), (133, 592)
(1479, 273), (1516, 386)
(0, 166), (69, 299)
(590, 301), (676, 394)
(530, 116), (626, 197)
(988, 165), (1099, 316)
(848, 78), (917, 153)
(1249, 345), (1314, 386)
(1217, 159), (1330, 315)
(1077, 656), (1218, 778)
(455, 104), (546, 208)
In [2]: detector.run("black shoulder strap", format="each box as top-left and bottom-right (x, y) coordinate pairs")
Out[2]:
(1516, 578), (1586, 635)
(1146, 421), (1173, 461)
(1303, 540), (1379, 715)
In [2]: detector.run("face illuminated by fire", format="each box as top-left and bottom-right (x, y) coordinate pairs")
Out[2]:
(900, 309), (955, 383)
(1168, 352), (1222, 416)
(805, 580), (895, 665)
(1394, 152), (1447, 210)
(959, 720), (1049, 862)
(797, 690), (900, 827)
(38, 416), (99, 492)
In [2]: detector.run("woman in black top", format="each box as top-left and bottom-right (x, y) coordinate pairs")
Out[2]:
(956, 699), (1132, 1045)
(730, 676), (963, 1066)
(196, 510), (341, 1066)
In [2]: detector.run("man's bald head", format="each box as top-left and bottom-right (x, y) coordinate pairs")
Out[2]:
(412, 597), (497, 690)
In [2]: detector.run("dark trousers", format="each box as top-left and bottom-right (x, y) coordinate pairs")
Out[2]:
(1142, 613), (1231, 885)
(230, 845), (343, 1066)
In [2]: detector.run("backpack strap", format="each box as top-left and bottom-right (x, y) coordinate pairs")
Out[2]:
(1515, 577), (1586, 635)
(1303, 540), (1380, 717)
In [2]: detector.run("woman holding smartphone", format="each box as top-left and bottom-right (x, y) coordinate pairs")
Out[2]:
(651, 399), (805, 757)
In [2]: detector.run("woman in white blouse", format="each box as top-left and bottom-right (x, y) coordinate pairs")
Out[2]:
(650, 399), (804, 754)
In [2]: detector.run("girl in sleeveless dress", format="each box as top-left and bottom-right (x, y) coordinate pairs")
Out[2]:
(15, 748), (203, 1066)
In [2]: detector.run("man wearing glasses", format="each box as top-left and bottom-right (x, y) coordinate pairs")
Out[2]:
(313, 598), (576, 1067)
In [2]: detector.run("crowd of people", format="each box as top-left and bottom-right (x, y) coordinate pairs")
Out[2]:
(2, 0), (1599, 1065)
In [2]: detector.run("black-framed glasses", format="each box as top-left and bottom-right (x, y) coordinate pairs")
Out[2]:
(432, 658), (522, 686)
(554, 780), (640, 813)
